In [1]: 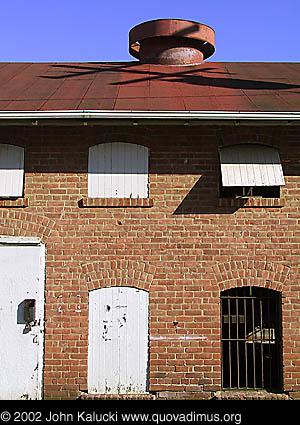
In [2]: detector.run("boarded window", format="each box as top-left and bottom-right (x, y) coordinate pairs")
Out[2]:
(219, 144), (285, 198)
(88, 142), (149, 198)
(221, 286), (282, 392)
(0, 144), (24, 198)
(88, 286), (149, 394)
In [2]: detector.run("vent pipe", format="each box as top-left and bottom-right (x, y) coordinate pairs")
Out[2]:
(129, 19), (215, 65)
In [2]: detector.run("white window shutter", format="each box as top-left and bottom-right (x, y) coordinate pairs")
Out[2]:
(88, 142), (149, 198)
(0, 144), (24, 197)
(88, 287), (149, 394)
(219, 144), (285, 187)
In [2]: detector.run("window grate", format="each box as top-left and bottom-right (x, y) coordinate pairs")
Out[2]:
(221, 287), (282, 392)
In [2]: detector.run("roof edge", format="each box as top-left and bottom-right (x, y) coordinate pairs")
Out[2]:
(0, 110), (300, 122)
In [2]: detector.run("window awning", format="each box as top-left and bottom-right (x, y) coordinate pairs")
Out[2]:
(219, 144), (285, 187)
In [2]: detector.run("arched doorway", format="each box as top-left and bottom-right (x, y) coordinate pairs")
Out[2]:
(88, 286), (149, 394)
(221, 286), (282, 392)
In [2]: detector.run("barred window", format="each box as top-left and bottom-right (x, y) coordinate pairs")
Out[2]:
(221, 286), (282, 392)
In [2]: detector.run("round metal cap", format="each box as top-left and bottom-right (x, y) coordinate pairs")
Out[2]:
(129, 19), (215, 65)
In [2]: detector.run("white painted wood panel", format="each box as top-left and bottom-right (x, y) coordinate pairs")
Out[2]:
(0, 244), (45, 400)
(219, 144), (285, 187)
(0, 144), (24, 197)
(88, 142), (149, 198)
(88, 286), (149, 394)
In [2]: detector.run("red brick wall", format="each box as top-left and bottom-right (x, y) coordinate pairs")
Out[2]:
(1, 124), (300, 399)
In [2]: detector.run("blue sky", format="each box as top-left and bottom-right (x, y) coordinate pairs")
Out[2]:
(1, 0), (299, 62)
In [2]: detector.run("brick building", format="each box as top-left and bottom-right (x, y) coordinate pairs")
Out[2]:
(0, 19), (300, 400)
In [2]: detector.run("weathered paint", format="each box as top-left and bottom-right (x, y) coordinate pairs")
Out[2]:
(219, 144), (285, 187)
(88, 286), (149, 394)
(88, 142), (149, 199)
(0, 243), (45, 400)
(0, 144), (24, 197)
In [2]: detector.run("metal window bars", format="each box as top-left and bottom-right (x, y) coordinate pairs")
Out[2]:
(221, 287), (282, 391)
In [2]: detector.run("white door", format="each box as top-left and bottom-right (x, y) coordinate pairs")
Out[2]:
(88, 287), (149, 394)
(0, 243), (45, 400)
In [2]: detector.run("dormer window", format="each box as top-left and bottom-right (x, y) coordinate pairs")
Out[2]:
(0, 144), (24, 198)
(219, 144), (285, 198)
(88, 142), (149, 199)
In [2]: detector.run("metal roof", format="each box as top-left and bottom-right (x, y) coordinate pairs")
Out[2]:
(0, 61), (299, 112)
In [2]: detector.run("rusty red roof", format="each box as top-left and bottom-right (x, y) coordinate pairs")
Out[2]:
(0, 61), (299, 112)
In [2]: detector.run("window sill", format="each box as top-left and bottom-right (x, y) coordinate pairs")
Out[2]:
(218, 198), (285, 208)
(0, 198), (29, 208)
(79, 198), (154, 208)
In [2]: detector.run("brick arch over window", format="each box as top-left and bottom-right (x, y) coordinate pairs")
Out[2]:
(217, 126), (284, 150)
(0, 210), (56, 243)
(212, 259), (290, 292)
(82, 260), (156, 292)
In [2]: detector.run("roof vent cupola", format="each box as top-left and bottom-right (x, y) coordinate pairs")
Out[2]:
(129, 19), (215, 65)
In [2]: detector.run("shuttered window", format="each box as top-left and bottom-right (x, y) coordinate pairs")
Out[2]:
(219, 144), (285, 198)
(219, 144), (285, 187)
(88, 287), (149, 394)
(0, 144), (24, 198)
(88, 142), (149, 198)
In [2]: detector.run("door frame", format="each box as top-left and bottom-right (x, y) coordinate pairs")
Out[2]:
(0, 236), (45, 399)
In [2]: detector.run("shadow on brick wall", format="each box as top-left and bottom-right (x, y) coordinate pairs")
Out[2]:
(172, 177), (247, 214)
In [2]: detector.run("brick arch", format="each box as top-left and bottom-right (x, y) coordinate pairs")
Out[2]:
(212, 259), (290, 292)
(0, 209), (56, 243)
(218, 140), (282, 151)
(82, 260), (156, 292)
(88, 132), (151, 150)
(217, 126), (284, 150)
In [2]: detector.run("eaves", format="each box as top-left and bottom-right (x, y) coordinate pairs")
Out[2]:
(0, 110), (299, 126)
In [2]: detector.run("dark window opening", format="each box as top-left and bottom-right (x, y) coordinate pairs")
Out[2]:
(219, 181), (280, 199)
(221, 286), (282, 392)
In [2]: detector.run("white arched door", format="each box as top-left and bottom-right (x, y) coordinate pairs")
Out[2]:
(0, 241), (45, 400)
(88, 287), (149, 394)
